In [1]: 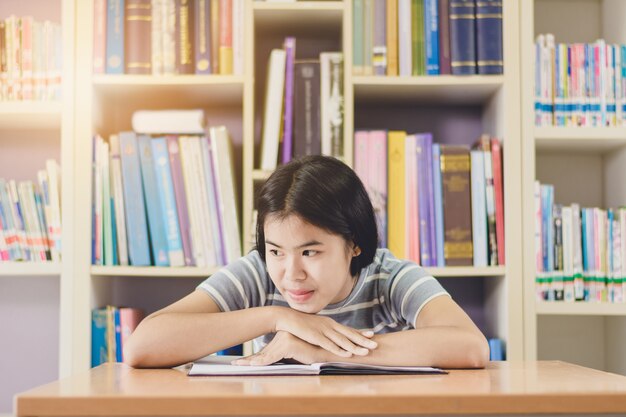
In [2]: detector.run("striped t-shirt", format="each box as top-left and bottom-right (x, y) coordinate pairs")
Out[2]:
(197, 248), (449, 352)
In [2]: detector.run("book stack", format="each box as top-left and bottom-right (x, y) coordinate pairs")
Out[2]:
(352, 0), (503, 76)
(91, 306), (143, 367)
(0, 16), (62, 101)
(93, 0), (243, 75)
(91, 110), (241, 268)
(259, 37), (344, 170)
(354, 131), (504, 268)
(0, 160), (62, 263)
(535, 181), (626, 304)
(535, 34), (626, 127)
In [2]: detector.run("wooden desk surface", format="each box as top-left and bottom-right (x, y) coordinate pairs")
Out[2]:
(15, 361), (626, 416)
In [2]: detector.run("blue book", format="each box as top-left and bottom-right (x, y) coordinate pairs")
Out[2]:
(91, 308), (108, 367)
(119, 132), (151, 266)
(488, 338), (505, 361)
(151, 137), (185, 267)
(114, 308), (123, 362)
(581, 208), (588, 272)
(475, 0), (502, 74)
(449, 0), (476, 75)
(105, 0), (124, 74)
(424, 0), (439, 75)
(416, 134), (435, 267)
(432, 144), (445, 266)
(470, 150), (487, 267)
(138, 135), (170, 266)
(622, 46), (626, 120)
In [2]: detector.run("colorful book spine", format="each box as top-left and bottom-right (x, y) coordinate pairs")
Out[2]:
(353, 0), (364, 75)
(398, 0), (412, 76)
(124, 0), (152, 74)
(386, 0), (398, 76)
(369, 131), (388, 249)
(437, 0), (451, 74)
(372, 0), (387, 76)
(105, 0), (125, 74)
(194, 0), (212, 74)
(387, 131), (406, 259)
(218, 0), (233, 74)
(201, 136), (226, 265)
(470, 150), (487, 267)
(293, 60), (321, 158)
(475, 0), (503, 74)
(118, 132), (151, 266)
(415, 134), (431, 266)
(91, 308), (108, 367)
(449, 0), (476, 75)
(282, 37), (296, 164)
(405, 134), (420, 263)
(166, 136), (194, 266)
(491, 137), (505, 265)
(432, 144), (445, 267)
(138, 135), (170, 266)
(424, 0), (439, 75)
(151, 137), (185, 267)
(175, 0), (194, 74)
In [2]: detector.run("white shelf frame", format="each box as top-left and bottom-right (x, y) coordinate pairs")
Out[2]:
(0, 262), (62, 276)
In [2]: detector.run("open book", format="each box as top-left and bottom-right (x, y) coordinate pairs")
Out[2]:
(188, 355), (447, 376)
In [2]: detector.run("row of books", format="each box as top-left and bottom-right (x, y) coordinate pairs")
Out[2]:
(93, 0), (243, 75)
(535, 34), (626, 127)
(0, 16), (62, 101)
(91, 306), (143, 366)
(353, 0), (503, 76)
(0, 160), (62, 263)
(91, 123), (241, 268)
(260, 40), (344, 171)
(535, 182), (626, 304)
(354, 131), (504, 267)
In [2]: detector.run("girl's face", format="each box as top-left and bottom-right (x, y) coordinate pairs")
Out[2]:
(264, 214), (358, 314)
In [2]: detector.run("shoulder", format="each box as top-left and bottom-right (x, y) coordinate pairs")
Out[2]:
(365, 248), (430, 279)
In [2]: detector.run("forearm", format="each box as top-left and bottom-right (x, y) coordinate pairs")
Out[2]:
(319, 327), (490, 369)
(124, 306), (280, 368)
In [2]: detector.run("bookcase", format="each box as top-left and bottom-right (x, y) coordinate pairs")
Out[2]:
(242, 0), (524, 362)
(0, 0), (75, 414)
(521, 0), (626, 374)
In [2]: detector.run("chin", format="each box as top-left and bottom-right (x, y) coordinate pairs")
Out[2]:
(288, 302), (322, 314)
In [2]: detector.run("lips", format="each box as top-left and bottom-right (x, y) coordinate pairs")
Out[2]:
(286, 289), (314, 302)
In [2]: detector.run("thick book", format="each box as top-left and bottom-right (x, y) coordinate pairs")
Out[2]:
(475, 0), (503, 74)
(125, 0), (152, 74)
(188, 355), (446, 376)
(449, 0), (476, 75)
(293, 60), (321, 159)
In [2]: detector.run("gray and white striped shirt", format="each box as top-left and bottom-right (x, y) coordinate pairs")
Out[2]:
(197, 248), (449, 351)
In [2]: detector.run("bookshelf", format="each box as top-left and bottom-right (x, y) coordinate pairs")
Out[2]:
(521, 0), (626, 374)
(70, 0), (250, 378)
(242, 0), (524, 361)
(0, 0), (75, 413)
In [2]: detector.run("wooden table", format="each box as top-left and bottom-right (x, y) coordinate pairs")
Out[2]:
(15, 361), (626, 416)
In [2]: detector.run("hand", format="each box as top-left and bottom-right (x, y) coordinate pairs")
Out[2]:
(232, 331), (328, 366)
(273, 307), (377, 358)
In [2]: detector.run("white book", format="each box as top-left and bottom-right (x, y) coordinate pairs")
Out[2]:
(398, 0), (412, 76)
(189, 355), (445, 376)
(233, 0), (244, 75)
(210, 126), (242, 264)
(45, 159), (62, 261)
(190, 137), (217, 267)
(101, 140), (114, 266)
(131, 109), (206, 135)
(260, 49), (286, 171)
(109, 135), (129, 266)
(470, 150), (487, 267)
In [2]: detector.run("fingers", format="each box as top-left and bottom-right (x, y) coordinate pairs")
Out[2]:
(323, 330), (369, 356)
(335, 326), (378, 351)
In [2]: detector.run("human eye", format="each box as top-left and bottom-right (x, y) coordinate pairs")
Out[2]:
(302, 250), (318, 257)
(269, 249), (283, 257)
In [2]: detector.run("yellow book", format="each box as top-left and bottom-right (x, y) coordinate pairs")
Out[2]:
(387, 131), (406, 259)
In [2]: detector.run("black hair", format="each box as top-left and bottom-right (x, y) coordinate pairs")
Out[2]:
(255, 155), (378, 276)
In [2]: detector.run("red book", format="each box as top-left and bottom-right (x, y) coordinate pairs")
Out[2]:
(491, 137), (505, 265)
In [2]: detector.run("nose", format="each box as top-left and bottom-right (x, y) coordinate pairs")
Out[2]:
(284, 256), (306, 281)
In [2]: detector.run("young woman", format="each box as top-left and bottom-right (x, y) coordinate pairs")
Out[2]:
(124, 155), (489, 369)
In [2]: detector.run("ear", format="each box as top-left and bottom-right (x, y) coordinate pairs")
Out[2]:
(353, 246), (361, 257)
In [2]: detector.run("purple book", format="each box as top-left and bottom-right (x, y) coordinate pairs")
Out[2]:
(416, 133), (436, 267)
(281, 37), (296, 164)
(166, 136), (194, 266)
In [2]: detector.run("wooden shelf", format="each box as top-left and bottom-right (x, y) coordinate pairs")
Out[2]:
(535, 127), (626, 153)
(353, 75), (504, 105)
(0, 102), (62, 130)
(426, 266), (506, 278)
(253, 1), (343, 35)
(92, 75), (245, 106)
(536, 301), (626, 316)
(0, 262), (61, 276)
(90, 266), (221, 278)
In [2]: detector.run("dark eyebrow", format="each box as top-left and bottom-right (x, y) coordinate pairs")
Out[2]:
(265, 240), (323, 249)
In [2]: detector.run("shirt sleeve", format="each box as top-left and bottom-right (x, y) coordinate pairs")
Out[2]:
(385, 261), (450, 328)
(196, 250), (270, 312)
